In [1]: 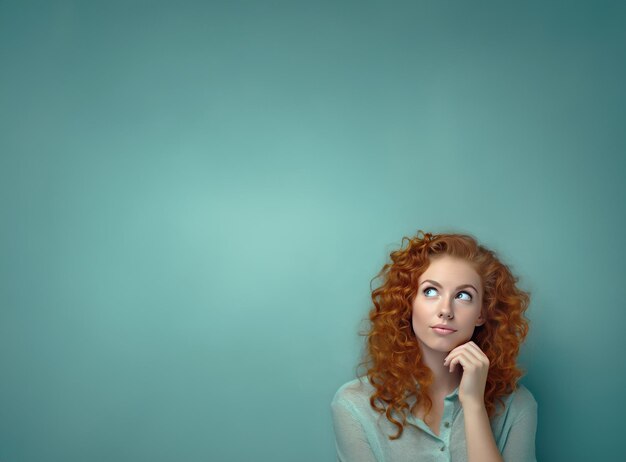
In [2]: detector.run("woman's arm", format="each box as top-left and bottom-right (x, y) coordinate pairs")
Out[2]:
(330, 397), (378, 462)
(462, 402), (504, 462)
(501, 397), (538, 462)
(444, 341), (504, 462)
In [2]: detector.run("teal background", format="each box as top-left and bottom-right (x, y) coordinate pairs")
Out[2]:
(1, 1), (624, 461)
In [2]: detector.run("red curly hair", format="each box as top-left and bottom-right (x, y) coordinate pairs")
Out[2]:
(356, 230), (530, 440)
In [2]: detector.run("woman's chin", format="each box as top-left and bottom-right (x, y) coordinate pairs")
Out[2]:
(421, 338), (467, 353)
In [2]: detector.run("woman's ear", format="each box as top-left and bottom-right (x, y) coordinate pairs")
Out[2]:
(475, 312), (486, 327)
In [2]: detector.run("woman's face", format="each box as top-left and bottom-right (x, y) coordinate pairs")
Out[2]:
(411, 255), (485, 355)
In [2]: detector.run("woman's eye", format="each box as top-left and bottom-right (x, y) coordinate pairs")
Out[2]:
(456, 291), (472, 301)
(424, 287), (438, 297)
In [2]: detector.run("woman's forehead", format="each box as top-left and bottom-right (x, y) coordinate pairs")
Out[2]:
(420, 255), (482, 286)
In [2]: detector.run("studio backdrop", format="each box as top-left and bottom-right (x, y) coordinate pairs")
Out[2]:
(1, 1), (624, 461)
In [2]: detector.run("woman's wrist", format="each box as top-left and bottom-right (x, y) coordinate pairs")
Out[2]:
(460, 398), (487, 414)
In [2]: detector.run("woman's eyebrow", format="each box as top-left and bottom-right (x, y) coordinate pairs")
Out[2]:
(420, 279), (479, 293)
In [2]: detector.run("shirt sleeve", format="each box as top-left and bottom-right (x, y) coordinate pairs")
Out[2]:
(501, 398), (538, 462)
(331, 397), (378, 462)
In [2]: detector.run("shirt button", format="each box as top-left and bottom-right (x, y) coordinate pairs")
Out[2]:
(440, 446), (445, 451)
(444, 422), (450, 428)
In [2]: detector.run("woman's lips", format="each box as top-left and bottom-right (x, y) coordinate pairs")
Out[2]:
(431, 326), (457, 335)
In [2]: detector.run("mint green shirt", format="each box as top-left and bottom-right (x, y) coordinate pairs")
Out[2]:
(331, 377), (537, 462)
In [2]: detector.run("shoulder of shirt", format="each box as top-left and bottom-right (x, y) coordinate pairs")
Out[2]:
(331, 376), (376, 410)
(503, 383), (538, 416)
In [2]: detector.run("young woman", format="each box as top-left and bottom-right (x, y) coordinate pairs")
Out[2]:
(331, 231), (537, 461)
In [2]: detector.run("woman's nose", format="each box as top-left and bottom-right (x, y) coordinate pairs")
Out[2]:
(438, 299), (454, 319)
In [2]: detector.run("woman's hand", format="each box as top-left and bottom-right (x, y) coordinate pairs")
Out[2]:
(443, 341), (490, 409)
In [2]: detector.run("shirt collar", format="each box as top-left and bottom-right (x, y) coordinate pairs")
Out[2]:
(445, 387), (460, 400)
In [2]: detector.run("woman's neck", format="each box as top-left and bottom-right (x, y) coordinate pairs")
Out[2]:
(420, 345), (462, 397)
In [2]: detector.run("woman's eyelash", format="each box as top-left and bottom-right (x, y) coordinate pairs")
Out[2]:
(457, 291), (472, 301)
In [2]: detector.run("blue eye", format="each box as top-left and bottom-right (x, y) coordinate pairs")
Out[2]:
(456, 291), (472, 301)
(424, 287), (438, 297)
